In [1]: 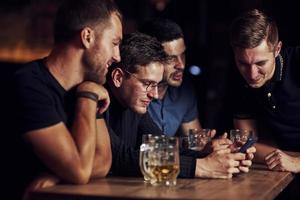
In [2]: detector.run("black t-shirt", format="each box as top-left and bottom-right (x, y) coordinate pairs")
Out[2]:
(15, 59), (77, 134)
(13, 59), (77, 197)
(233, 46), (300, 151)
(13, 59), (101, 197)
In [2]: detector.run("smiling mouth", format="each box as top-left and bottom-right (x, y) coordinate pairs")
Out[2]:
(141, 100), (151, 107)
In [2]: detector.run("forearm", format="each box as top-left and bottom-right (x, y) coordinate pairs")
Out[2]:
(71, 98), (97, 180)
(91, 119), (112, 178)
(181, 118), (202, 136)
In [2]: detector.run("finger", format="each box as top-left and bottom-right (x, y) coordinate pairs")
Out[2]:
(213, 144), (230, 151)
(231, 152), (246, 160)
(268, 158), (281, 170)
(239, 166), (250, 173)
(240, 160), (252, 167)
(210, 129), (217, 138)
(246, 146), (256, 154)
(246, 153), (254, 160)
(265, 155), (277, 166)
(228, 167), (240, 174)
(265, 149), (278, 160)
(212, 138), (232, 146)
(220, 132), (228, 139)
(216, 148), (231, 154)
(97, 98), (110, 114)
(265, 151), (282, 165)
(227, 160), (240, 167)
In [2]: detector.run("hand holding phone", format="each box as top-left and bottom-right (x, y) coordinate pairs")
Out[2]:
(239, 137), (257, 153)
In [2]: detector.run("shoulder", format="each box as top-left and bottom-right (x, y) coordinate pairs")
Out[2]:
(14, 59), (55, 100)
(168, 78), (196, 100)
(281, 46), (300, 63)
(15, 59), (48, 86)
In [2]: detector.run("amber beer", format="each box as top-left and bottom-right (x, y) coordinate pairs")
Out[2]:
(148, 136), (180, 186)
(150, 164), (180, 184)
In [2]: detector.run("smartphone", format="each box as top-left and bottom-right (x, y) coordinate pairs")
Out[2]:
(239, 137), (257, 153)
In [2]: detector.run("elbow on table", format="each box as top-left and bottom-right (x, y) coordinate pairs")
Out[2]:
(62, 167), (91, 185)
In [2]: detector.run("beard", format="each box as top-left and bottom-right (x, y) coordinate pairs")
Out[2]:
(82, 51), (107, 84)
(84, 68), (106, 84)
(166, 69), (183, 87)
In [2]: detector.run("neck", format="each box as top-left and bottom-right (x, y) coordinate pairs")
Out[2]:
(45, 45), (84, 91)
(108, 82), (127, 108)
(157, 83), (169, 100)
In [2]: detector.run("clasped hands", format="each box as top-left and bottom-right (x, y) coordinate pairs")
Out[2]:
(196, 131), (256, 179)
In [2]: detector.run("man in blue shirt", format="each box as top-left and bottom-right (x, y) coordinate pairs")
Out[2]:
(140, 19), (202, 137)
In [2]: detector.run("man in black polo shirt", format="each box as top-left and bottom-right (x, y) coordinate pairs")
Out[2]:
(230, 9), (300, 174)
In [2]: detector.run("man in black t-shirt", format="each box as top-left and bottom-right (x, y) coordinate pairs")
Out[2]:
(14, 0), (122, 199)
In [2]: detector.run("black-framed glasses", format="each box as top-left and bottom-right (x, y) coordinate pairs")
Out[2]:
(124, 70), (158, 92)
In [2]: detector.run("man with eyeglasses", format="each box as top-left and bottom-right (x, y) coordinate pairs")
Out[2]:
(104, 32), (255, 179)
(104, 32), (167, 175)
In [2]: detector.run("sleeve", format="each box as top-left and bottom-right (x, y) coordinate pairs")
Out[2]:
(108, 125), (142, 176)
(182, 80), (199, 123)
(108, 112), (160, 176)
(14, 72), (62, 134)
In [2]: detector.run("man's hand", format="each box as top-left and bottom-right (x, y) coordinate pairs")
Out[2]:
(239, 146), (256, 172)
(22, 174), (59, 200)
(265, 149), (300, 173)
(195, 148), (246, 179)
(77, 81), (110, 114)
(211, 132), (233, 151)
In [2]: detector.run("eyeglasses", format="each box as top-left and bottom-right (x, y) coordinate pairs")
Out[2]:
(124, 70), (158, 92)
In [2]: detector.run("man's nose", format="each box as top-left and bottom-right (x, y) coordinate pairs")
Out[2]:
(249, 65), (259, 79)
(113, 47), (121, 62)
(147, 86), (159, 100)
(175, 56), (184, 70)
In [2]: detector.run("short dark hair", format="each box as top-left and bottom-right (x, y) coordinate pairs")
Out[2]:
(230, 9), (279, 50)
(54, 0), (121, 44)
(139, 19), (184, 43)
(112, 32), (169, 73)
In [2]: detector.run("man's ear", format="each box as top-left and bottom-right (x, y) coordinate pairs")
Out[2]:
(81, 27), (94, 49)
(111, 68), (124, 88)
(275, 41), (282, 57)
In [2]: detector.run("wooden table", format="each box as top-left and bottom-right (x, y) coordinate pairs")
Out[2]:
(30, 165), (293, 200)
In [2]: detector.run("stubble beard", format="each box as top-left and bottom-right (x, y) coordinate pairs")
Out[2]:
(84, 68), (106, 85)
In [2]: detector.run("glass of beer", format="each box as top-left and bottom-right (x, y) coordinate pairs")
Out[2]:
(149, 136), (180, 186)
(188, 129), (212, 151)
(230, 129), (256, 152)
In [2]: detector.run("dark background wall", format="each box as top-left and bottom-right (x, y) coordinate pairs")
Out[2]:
(1, 0), (300, 134)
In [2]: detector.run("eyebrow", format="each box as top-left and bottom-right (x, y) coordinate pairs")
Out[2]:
(238, 59), (268, 65)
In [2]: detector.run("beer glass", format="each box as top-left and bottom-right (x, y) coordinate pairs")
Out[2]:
(230, 129), (256, 152)
(188, 129), (211, 151)
(139, 134), (154, 183)
(149, 136), (180, 186)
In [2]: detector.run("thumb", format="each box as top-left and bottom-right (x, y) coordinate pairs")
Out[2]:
(221, 132), (228, 139)
(210, 129), (217, 138)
